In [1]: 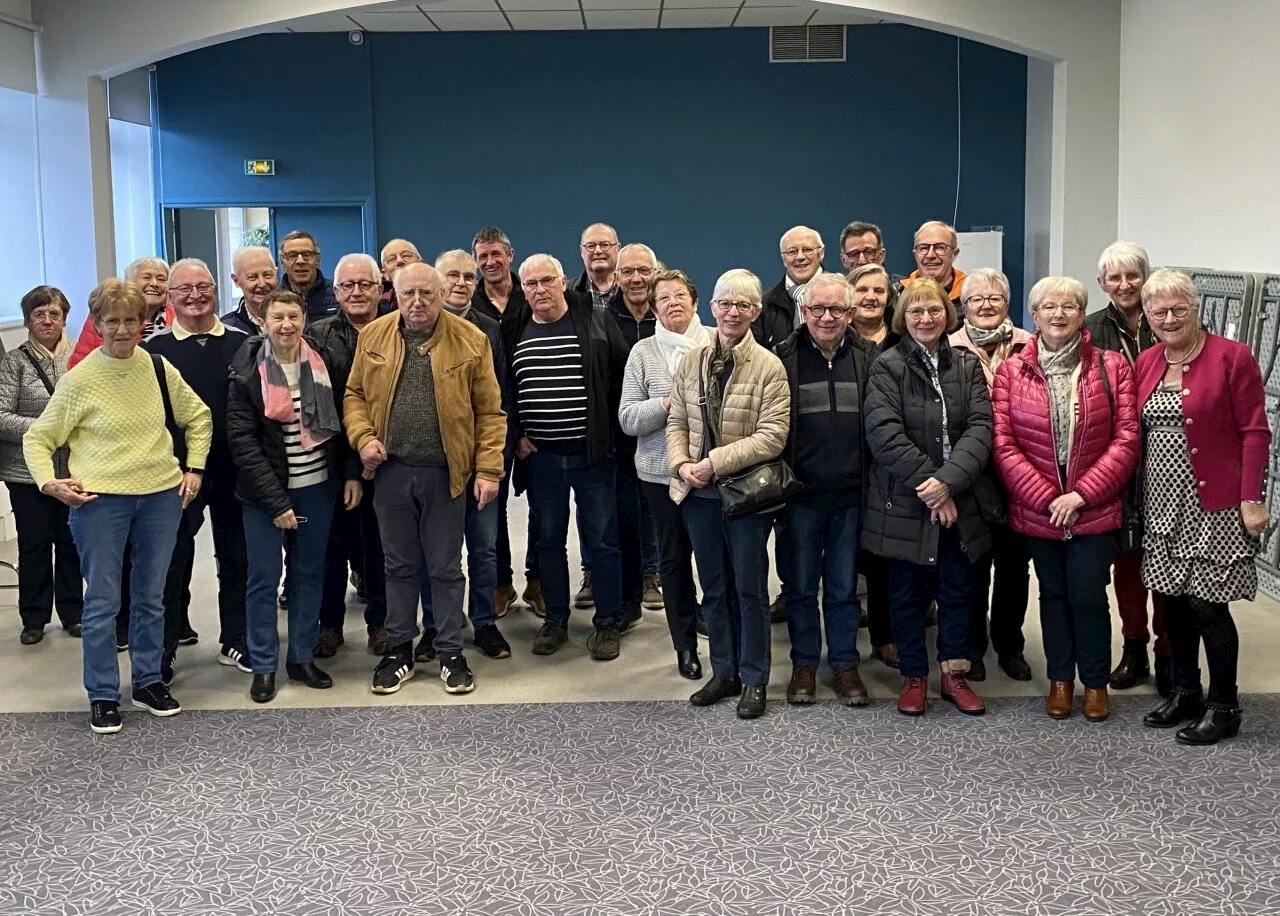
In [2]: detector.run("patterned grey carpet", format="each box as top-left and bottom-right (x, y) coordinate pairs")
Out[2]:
(1, 696), (1278, 916)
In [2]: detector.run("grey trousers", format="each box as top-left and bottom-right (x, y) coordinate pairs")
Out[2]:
(373, 462), (466, 658)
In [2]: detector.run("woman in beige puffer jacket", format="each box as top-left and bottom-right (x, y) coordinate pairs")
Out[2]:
(667, 268), (789, 720)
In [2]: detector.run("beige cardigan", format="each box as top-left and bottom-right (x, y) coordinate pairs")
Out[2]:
(665, 331), (789, 504)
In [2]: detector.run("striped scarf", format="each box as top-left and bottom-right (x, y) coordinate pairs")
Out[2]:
(257, 339), (341, 449)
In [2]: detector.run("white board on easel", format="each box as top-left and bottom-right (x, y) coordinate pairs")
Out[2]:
(954, 230), (1003, 273)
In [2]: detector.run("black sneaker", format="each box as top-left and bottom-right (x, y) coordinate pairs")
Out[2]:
(414, 629), (437, 662)
(218, 644), (252, 673)
(619, 602), (643, 634)
(440, 654), (476, 694)
(20, 627), (43, 645)
(161, 652), (175, 687)
(178, 624), (199, 646)
(63, 622), (82, 638)
(531, 622), (568, 655)
(574, 572), (595, 609)
(131, 682), (182, 717)
(587, 620), (621, 661)
(473, 623), (511, 659)
(372, 650), (415, 695)
(90, 700), (122, 734)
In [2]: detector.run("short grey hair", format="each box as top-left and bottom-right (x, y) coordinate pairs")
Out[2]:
(232, 246), (273, 273)
(334, 252), (380, 279)
(779, 225), (824, 252)
(1141, 268), (1198, 310)
(913, 220), (958, 248)
(616, 243), (659, 268)
(1028, 276), (1088, 313)
(959, 267), (1011, 304)
(711, 268), (763, 307)
(123, 256), (168, 281)
(519, 253), (565, 279)
(435, 249), (476, 270)
(169, 257), (212, 279)
(1097, 240), (1151, 282)
(801, 272), (854, 309)
(847, 263), (891, 287)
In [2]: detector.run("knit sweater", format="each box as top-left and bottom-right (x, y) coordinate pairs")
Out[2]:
(24, 347), (212, 495)
(617, 337), (676, 485)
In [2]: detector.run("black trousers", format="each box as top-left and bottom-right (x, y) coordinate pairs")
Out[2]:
(860, 550), (893, 648)
(1027, 533), (1115, 688)
(640, 481), (699, 652)
(161, 475), (247, 651)
(969, 521), (1031, 658)
(7, 482), (82, 629)
(320, 479), (387, 631)
(1162, 593), (1239, 706)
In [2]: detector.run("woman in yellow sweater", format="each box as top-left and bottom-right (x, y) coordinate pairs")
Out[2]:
(24, 278), (211, 735)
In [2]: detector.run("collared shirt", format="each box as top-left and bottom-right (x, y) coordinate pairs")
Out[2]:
(170, 317), (227, 341)
(786, 268), (823, 328)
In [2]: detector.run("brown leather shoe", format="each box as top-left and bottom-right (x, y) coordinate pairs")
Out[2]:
(1083, 686), (1110, 722)
(872, 643), (900, 669)
(897, 676), (928, 716)
(940, 672), (985, 715)
(832, 663), (870, 707)
(1045, 681), (1073, 719)
(786, 666), (817, 704)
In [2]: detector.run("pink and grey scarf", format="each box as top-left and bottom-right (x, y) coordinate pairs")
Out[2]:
(257, 339), (342, 449)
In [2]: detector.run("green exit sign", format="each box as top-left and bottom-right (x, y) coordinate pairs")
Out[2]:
(244, 159), (275, 176)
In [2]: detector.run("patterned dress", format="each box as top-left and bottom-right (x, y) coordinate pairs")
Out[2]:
(1141, 384), (1259, 602)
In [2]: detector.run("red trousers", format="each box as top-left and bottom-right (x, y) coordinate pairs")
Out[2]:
(1112, 550), (1168, 655)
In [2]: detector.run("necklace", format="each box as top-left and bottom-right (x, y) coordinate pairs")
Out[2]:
(1164, 330), (1205, 366)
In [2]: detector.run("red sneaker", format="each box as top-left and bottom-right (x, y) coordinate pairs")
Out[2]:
(941, 672), (986, 716)
(897, 676), (928, 716)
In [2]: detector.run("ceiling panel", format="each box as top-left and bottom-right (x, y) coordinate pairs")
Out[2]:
(367, 3), (432, 10)
(420, 0), (502, 11)
(581, 0), (660, 8)
(661, 7), (737, 27)
(585, 8), (660, 27)
(285, 13), (363, 31)
(506, 9), (584, 28)
(733, 5), (808, 25)
(807, 8), (880, 24)
(348, 10), (438, 29)
(430, 10), (512, 28)
(499, 0), (580, 10)
(663, 0), (741, 7)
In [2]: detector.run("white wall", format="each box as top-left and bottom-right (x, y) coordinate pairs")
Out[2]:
(1119, 0), (1280, 273)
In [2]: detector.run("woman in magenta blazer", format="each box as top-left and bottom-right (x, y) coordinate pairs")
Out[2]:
(1135, 269), (1271, 745)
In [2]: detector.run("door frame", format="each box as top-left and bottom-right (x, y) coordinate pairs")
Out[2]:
(157, 196), (376, 262)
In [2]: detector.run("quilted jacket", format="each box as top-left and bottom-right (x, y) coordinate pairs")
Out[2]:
(992, 330), (1140, 540)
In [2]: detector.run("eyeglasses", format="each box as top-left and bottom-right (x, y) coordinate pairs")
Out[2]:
(1148, 305), (1192, 321)
(905, 306), (947, 321)
(399, 288), (438, 301)
(781, 246), (820, 260)
(29, 307), (64, 323)
(913, 243), (953, 256)
(444, 271), (477, 285)
(282, 250), (319, 262)
(170, 283), (215, 297)
(964, 295), (1007, 307)
(805, 305), (849, 319)
(843, 247), (880, 262)
(713, 299), (757, 313)
(522, 276), (562, 290)
(101, 317), (142, 330)
(618, 266), (654, 279)
(582, 242), (617, 252)
(337, 280), (378, 293)
(1036, 302), (1083, 315)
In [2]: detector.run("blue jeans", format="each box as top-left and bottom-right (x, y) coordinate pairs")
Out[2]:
(242, 483), (334, 673)
(422, 478), (500, 630)
(527, 451), (621, 628)
(885, 527), (975, 678)
(681, 494), (772, 686)
(68, 488), (182, 703)
(784, 501), (862, 670)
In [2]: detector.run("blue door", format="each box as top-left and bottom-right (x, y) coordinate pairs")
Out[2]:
(269, 205), (367, 280)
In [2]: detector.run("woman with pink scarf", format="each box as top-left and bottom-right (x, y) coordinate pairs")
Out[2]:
(227, 290), (362, 703)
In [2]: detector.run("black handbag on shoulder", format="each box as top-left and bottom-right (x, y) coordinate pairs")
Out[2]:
(697, 363), (801, 520)
(1097, 352), (1143, 553)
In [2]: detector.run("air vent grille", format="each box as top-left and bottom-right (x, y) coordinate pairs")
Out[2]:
(770, 25), (846, 63)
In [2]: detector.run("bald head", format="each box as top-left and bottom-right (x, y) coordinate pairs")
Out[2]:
(394, 262), (443, 332)
(380, 238), (422, 282)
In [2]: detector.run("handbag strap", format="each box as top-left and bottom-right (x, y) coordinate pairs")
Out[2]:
(20, 345), (55, 396)
(151, 353), (184, 467)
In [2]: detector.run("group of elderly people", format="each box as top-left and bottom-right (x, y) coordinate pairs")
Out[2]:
(2, 220), (1269, 745)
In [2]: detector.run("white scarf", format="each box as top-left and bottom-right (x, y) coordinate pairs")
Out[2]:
(654, 317), (710, 376)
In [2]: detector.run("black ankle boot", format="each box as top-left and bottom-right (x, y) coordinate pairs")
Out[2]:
(1109, 639), (1150, 689)
(1154, 655), (1173, 698)
(1176, 705), (1241, 745)
(1143, 690), (1204, 728)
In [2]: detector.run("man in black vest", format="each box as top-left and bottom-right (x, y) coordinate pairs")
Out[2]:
(144, 258), (250, 682)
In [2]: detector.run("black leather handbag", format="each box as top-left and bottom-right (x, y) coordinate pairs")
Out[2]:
(698, 365), (802, 519)
(1097, 352), (1143, 553)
